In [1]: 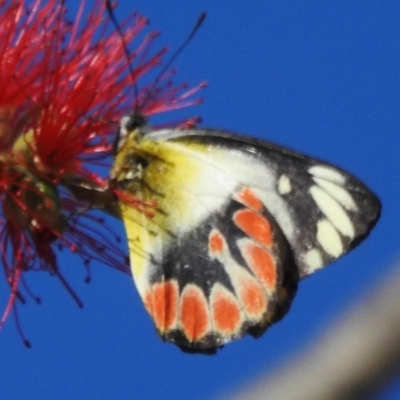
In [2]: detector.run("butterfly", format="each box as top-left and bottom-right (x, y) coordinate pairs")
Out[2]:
(110, 113), (381, 354)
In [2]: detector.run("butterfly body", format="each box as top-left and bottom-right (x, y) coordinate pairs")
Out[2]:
(111, 119), (380, 353)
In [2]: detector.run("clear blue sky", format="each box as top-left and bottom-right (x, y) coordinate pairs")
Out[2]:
(1, 1), (400, 399)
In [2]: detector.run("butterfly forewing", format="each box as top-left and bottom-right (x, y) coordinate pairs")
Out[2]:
(152, 129), (380, 275)
(112, 126), (380, 352)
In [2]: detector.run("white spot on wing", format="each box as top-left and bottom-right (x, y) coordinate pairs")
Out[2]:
(317, 219), (343, 257)
(304, 248), (324, 273)
(309, 165), (346, 184)
(313, 177), (358, 211)
(278, 175), (292, 195)
(310, 185), (355, 238)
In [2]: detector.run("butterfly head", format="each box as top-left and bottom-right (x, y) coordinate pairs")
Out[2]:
(112, 112), (148, 155)
(110, 111), (153, 185)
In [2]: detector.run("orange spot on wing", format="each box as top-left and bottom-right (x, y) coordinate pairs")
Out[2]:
(179, 285), (210, 342)
(241, 241), (277, 290)
(148, 281), (179, 332)
(209, 229), (226, 256)
(211, 286), (242, 335)
(237, 275), (267, 318)
(234, 209), (273, 248)
(235, 187), (264, 212)
(144, 291), (153, 316)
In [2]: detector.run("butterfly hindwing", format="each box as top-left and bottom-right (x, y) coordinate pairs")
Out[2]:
(112, 126), (380, 351)
(144, 190), (298, 351)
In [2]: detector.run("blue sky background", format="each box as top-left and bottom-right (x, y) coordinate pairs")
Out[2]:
(1, 1), (400, 399)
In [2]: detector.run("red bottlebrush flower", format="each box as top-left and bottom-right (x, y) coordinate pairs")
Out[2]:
(0, 0), (204, 340)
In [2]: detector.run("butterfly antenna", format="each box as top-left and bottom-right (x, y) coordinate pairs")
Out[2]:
(104, 0), (139, 106)
(105, 0), (206, 114)
(140, 12), (206, 111)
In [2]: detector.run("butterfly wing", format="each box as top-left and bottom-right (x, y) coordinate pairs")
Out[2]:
(112, 127), (380, 352)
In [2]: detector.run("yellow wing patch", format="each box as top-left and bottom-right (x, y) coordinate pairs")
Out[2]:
(112, 129), (235, 295)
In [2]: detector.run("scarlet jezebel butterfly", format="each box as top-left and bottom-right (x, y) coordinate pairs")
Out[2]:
(103, 3), (380, 353)
(110, 113), (380, 354)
